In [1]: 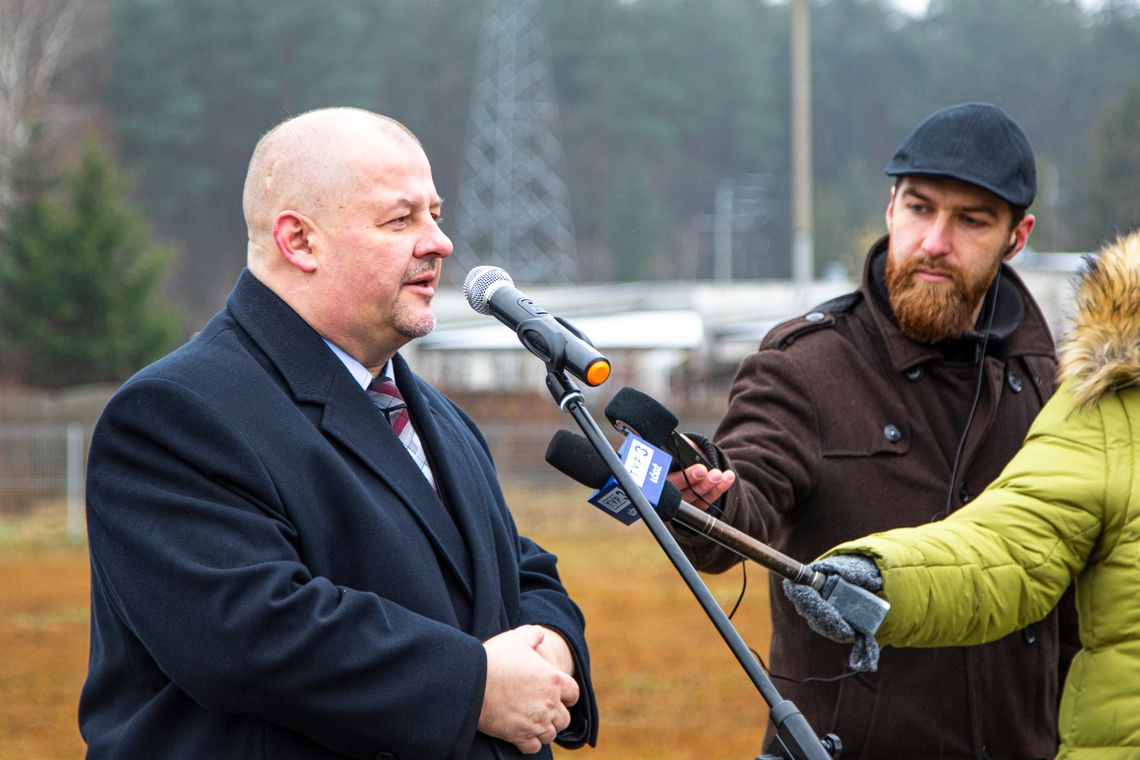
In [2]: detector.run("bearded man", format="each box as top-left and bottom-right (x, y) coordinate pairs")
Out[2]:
(668, 103), (1079, 759)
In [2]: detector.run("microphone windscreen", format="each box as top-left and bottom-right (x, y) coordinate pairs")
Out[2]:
(462, 265), (511, 315)
(545, 429), (683, 521)
(544, 430), (612, 488)
(603, 387), (679, 447)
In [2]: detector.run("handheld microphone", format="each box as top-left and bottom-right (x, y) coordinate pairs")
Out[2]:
(604, 387), (712, 472)
(463, 266), (611, 387)
(545, 430), (820, 586)
(545, 430), (890, 635)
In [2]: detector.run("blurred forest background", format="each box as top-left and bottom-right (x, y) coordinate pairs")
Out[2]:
(2, 0), (1140, 388)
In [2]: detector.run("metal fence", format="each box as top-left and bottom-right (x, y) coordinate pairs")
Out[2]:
(0, 417), (720, 540)
(0, 419), (605, 534)
(0, 418), (600, 540)
(0, 423), (87, 539)
(0, 419), (588, 541)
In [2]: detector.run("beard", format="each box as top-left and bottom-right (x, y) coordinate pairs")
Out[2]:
(885, 250), (1002, 343)
(393, 307), (436, 340)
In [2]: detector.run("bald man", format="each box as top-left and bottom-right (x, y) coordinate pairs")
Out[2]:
(80, 108), (598, 760)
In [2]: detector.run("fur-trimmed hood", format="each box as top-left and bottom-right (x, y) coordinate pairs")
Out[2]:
(1058, 229), (1140, 409)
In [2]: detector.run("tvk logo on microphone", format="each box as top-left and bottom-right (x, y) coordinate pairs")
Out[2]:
(588, 434), (673, 525)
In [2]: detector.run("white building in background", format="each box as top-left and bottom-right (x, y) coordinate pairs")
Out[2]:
(408, 251), (1086, 399)
(413, 308), (705, 400)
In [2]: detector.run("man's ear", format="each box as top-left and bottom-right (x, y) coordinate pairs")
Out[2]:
(884, 185), (897, 234)
(272, 210), (318, 273)
(1003, 213), (1036, 261)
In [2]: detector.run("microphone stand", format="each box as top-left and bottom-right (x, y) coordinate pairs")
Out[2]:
(544, 368), (840, 760)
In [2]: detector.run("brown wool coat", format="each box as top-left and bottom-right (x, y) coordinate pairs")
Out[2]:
(681, 238), (1080, 760)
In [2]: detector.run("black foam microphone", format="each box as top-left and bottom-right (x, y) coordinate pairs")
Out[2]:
(463, 266), (611, 387)
(604, 387), (712, 472)
(545, 429), (890, 636)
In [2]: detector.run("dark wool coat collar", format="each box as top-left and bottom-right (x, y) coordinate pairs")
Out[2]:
(862, 235), (1055, 372)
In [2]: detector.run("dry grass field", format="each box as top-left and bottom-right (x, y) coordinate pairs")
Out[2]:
(0, 487), (776, 760)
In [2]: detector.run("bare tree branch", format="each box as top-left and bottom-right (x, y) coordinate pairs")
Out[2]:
(0, 0), (93, 185)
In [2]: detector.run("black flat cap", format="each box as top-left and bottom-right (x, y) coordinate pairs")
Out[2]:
(884, 102), (1036, 208)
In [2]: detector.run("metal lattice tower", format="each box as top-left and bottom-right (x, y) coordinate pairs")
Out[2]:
(451, 0), (578, 285)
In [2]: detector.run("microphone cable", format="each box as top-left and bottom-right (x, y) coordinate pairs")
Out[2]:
(668, 421), (871, 686)
(676, 463), (864, 687)
(926, 258), (1005, 760)
(672, 463), (751, 619)
(930, 264), (1002, 523)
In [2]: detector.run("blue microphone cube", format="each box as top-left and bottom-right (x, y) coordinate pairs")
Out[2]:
(587, 434), (673, 524)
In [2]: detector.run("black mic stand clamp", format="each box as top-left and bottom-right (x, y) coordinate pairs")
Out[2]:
(543, 366), (841, 760)
(756, 727), (843, 760)
(545, 368), (584, 411)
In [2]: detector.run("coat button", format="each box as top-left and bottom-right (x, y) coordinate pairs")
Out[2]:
(1007, 371), (1023, 393)
(904, 367), (923, 382)
(959, 483), (970, 503)
(883, 424), (902, 443)
(805, 311), (825, 322)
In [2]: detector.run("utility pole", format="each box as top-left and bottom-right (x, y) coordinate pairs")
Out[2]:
(791, 0), (814, 306)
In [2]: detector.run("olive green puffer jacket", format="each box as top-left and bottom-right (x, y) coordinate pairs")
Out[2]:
(829, 230), (1140, 759)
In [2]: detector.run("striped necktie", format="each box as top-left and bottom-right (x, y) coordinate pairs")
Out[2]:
(367, 377), (436, 490)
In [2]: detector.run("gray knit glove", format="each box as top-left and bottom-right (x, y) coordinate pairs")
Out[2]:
(782, 554), (884, 672)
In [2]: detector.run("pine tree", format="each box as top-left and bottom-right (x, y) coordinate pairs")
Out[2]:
(0, 136), (179, 388)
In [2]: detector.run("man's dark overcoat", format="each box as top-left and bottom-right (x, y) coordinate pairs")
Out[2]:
(681, 238), (1078, 759)
(81, 270), (597, 760)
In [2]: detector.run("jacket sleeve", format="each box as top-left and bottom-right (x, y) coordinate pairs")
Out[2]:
(515, 534), (598, 749)
(676, 347), (823, 573)
(826, 385), (1105, 648)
